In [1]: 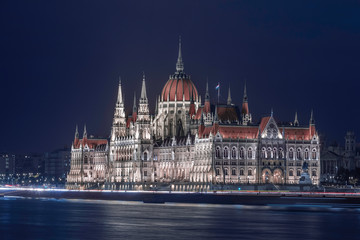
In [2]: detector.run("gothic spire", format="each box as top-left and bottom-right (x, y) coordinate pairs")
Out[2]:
(74, 124), (79, 139)
(310, 109), (315, 125)
(132, 91), (137, 113)
(140, 72), (148, 102)
(205, 80), (210, 101)
(116, 76), (124, 105)
(294, 111), (299, 126)
(214, 105), (219, 123)
(176, 36), (184, 72)
(83, 124), (87, 139)
(227, 85), (232, 105)
(155, 97), (158, 115)
(243, 81), (248, 103)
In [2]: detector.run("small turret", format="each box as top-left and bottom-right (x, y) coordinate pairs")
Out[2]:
(294, 111), (299, 126)
(227, 85), (232, 105)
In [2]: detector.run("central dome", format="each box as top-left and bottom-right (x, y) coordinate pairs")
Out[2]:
(161, 76), (198, 102)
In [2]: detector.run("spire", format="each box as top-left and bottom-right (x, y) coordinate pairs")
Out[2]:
(83, 124), (87, 139)
(205, 80), (210, 101)
(214, 105), (219, 123)
(116, 76), (124, 105)
(176, 36), (184, 72)
(310, 109), (315, 125)
(140, 72), (147, 101)
(132, 91), (137, 113)
(227, 85), (232, 105)
(200, 109), (204, 125)
(294, 111), (299, 126)
(271, 108), (273, 117)
(243, 81), (248, 103)
(74, 125), (79, 139)
(155, 97), (158, 115)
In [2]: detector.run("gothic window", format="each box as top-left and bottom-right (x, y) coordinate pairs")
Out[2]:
(289, 148), (294, 160)
(248, 148), (253, 159)
(312, 149), (317, 160)
(261, 148), (266, 158)
(296, 148), (302, 160)
(216, 147), (220, 158)
(239, 147), (245, 159)
(289, 169), (293, 176)
(279, 148), (284, 159)
(273, 148), (277, 159)
(297, 169), (301, 176)
(267, 147), (273, 159)
(225, 168), (229, 176)
(223, 147), (229, 159)
(144, 171), (147, 177)
(312, 170), (317, 177)
(304, 149), (309, 160)
(240, 169), (244, 175)
(248, 169), (252, 176)
(144, 152), (148, 161)
(216, 168), (220, 176)
(231, 147), (237, 159)
(232, 168), (236, 175)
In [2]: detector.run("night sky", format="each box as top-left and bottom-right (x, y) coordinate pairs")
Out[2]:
(1, 0), (359, 153)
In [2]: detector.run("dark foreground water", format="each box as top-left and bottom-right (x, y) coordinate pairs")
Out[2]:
(1, 197), (359, 240)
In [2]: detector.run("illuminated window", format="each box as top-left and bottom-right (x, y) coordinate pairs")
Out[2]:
(304, 149), (309, 160)
(312, 149), (317, 160)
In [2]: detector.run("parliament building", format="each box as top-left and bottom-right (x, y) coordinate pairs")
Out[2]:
(66, 40), (320, 190)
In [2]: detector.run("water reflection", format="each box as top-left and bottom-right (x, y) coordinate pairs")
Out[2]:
(0, 197), (359, 240)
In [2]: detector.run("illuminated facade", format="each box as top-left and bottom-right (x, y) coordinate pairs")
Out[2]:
(66, 40), (320, 190)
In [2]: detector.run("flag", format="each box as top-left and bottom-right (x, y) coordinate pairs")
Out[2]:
(215, 83), (220, 90)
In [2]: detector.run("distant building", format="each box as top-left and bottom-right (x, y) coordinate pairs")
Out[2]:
(0, 153), (16, 180)
(320, 131), (360, 182)
(67, 40), (320, 190)
(45, 148), (71, 181)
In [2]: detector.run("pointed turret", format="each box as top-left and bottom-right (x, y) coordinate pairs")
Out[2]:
(116, 77), (124, 106)
(294, 111), (299, 126)
(241, 81), (251, 125)
(83, 124), (87, 140)
(132, 91), (137, 121)
(155, 97), (158, 115)
(176, 36), (184, 72)
(214, 105), (219, 123)
(227, 85), (232, 105)
(204, 80), (211, 113)
(310, 109), (315, 125)
(140, 72), (148, 103)
(74, 124), (79, 140)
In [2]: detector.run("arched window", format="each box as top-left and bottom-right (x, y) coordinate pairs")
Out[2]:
(296, 148), (302, 160)
(289, 148), (294, 160)
(312, 170), (317, 176)
(248, 169), (252, 176)
(232, 168), (236, 175)
(231, 147), (237, 159)
(224, 168), (228, 175)
(240, 169), (244, 175)
(215, 147), (220, 158)
(248, 148), (253, 159)
(297, 169), (301, 176)
(239, 147), (245, 159)
(224, 147), (229, 159)
(304, 148), (309, 160)
(216, 168), (220, 176)
(144, 152), (148, 161)
(279, 148), (284, 159)
(289, 169), (293, 176)
(267, 147), (273, 159)
(312, 149), (317, 160)
(261, 148), (266, 158)
(273, 148), (277, 159)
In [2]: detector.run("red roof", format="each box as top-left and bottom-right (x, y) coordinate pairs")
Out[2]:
(199, 125), (258, 139)
(161, 78), (198, 101)
(73, 138), (108, 149)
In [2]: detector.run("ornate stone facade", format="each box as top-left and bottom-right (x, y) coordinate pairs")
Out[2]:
(66, 40), (320, 190)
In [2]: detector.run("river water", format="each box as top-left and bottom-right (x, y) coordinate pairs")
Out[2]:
(0, 197), (359, 240)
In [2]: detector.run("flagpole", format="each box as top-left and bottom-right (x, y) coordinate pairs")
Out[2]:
(217, 82), (220, 104)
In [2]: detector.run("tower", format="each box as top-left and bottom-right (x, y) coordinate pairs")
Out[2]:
(294, 111), (299, 127)
(111, 78), (127, 140)
(227, 85), (232, 105)
(136, 73), (151, 140)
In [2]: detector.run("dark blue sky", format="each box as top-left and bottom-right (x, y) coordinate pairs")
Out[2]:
(1, 0), (359, 153)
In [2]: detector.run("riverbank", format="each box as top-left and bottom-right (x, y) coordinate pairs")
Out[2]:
(1, 187), (360, 207)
